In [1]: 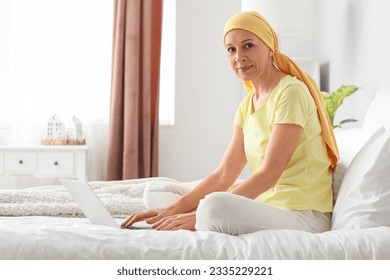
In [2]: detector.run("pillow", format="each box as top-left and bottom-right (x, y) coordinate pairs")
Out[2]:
(331, 132), (390, 230)
(362, 88), (390, 131)
(334, 126), (385, 168)
(332, 126), (385, 205)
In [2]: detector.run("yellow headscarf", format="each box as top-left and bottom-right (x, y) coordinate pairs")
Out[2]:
(224, 11), (339, 171)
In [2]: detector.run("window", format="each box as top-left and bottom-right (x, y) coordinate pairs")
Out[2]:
(0, 0), (175, 145)
(0, 0), (113, 144)
(159, 0), (176, 125)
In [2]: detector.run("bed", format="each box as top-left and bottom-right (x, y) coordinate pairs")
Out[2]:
(1, 88), (390, 260)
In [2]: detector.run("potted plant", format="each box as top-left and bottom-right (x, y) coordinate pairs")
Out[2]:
(321, 85), (359, 128)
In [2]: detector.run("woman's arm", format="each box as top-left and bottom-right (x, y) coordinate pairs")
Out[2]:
(231, 123), (303, 199)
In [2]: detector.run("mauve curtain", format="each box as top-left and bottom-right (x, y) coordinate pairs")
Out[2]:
(107, 0), (162, 180)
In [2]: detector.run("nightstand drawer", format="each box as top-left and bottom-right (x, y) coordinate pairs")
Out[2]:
(0, 145), (88, 181)
(38, 152), (74, 177)
(4, 152), (37, 173)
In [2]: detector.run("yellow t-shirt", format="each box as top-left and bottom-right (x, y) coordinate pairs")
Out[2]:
(234, 75), (332, 212)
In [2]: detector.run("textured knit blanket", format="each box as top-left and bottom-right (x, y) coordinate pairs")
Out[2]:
(0, 178), (178, 218)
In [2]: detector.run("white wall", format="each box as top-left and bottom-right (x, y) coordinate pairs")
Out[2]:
(314, 0), (390, 127)
(158, 0), (242, 181)
(240, 0), (390, 127)
(242, 0), (315, 58)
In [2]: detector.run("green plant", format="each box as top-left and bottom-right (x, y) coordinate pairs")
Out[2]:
(321, 85), (359, 128)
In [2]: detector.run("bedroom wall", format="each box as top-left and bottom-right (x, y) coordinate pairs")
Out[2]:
(158, 0), (242, 181)
(313, 0), (390, 127)
(242, 0), (390, 127)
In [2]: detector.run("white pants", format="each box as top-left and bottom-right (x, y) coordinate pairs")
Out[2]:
(143, 180), (331, 235)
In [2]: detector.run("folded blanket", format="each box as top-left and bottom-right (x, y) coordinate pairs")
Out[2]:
(0, 178), (178, 218)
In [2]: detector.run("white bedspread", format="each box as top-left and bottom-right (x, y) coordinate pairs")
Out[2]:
(0, 178), (178, 217)
(0, 216), (389, 260)
(1, 177), (390, 260)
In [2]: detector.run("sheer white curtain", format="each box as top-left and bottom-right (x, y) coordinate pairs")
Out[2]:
(0, 0), (113, 181)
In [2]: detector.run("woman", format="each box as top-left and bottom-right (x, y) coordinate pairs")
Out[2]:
(122, 11), (339, 235)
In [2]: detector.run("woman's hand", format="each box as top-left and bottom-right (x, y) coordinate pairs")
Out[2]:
(121, 208), (163, 228)
(152, 211), (197, 231)
(121, 205), (189, 229)
(121, 208), (197, 231)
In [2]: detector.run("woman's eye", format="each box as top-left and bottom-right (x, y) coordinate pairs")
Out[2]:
(244, 43), (254, 49)
(227, 47), (236, 53)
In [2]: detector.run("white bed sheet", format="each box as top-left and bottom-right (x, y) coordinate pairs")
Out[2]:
(1, 216), (389, 260)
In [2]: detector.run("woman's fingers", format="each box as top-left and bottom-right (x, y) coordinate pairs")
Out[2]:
(121, 208), (161, 228)
(146, 208), (175, 224)
(154, 212), (196, 231)
(122, 208), (197, 231)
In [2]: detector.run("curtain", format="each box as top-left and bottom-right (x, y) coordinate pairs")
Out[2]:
(107, 0), (163, 180)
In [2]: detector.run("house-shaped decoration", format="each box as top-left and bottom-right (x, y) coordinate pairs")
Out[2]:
(67, 115), (85, 145)
(41, 114), (67, 145)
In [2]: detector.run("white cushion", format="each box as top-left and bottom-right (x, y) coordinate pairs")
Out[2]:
(363, 88), (390, 131)
(332, 126), (385, 205)
(331, 132), (390, 230)
(334, 126), (385, 168)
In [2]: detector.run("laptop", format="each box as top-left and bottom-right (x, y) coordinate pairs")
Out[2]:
(60, 178), (152, 230)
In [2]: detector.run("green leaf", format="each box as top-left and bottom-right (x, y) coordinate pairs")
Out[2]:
(339, 118), (358, 126)
(333, 118), (358, 128)
(321, 85), (359, 127)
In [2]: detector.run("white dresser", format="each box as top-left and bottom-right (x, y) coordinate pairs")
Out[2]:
(0, 145), (88, 181)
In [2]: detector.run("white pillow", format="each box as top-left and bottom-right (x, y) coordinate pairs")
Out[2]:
(363, 88), (390, 131)
(331, 132), (390, 230)
(334, 126), (385, 168)
(332, 126), (385, 205)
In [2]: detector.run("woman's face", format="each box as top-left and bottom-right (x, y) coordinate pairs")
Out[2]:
(224, 29), (272, 82)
